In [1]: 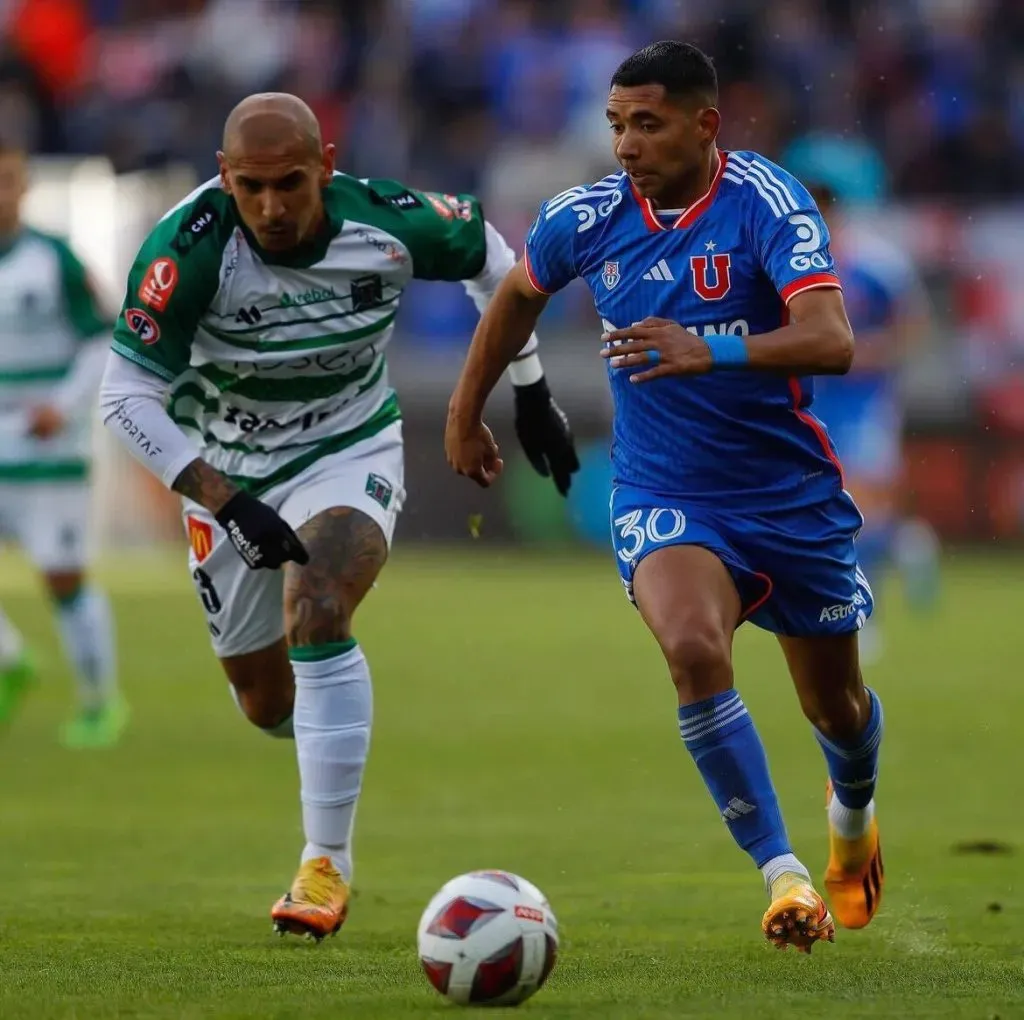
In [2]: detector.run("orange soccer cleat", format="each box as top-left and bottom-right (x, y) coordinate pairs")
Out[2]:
(762, 871), (836, 953)
(271, 856), (350, 942)
(824, 781), (884, 929)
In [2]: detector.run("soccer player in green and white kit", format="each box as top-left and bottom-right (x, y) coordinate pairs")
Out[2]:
(0, 137), (124, 748)
(99, 94), (579, 940)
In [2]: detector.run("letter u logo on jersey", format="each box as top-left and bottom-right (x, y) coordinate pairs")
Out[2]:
(690, 253), (732, 301)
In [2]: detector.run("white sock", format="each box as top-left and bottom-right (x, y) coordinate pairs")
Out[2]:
(761, 853), (811, 893)
(829, 795), (875, 840)
(226, 684), (294, 738)
(0, 606), (24, 668)
(55, 586), (118, 709)
(292, 643), (372, 883)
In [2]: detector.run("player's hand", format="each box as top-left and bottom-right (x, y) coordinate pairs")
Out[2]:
(445, 413), (504, 489)
(601, 317), (713, 383)
(214, 491), (309, 570)
(512, 377), (580, 496)
(26, 404), (67, 440)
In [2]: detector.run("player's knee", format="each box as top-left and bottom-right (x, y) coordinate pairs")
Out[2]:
(659, 622), (732, 701)
(229, 681), (294, 733)
(283, 590), (353, 648)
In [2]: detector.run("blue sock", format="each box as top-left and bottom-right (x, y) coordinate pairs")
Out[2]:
(814, 687), (883, 809)
(679, 690), (791, 868)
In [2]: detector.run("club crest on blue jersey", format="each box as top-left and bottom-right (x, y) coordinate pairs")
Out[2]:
(602, 261), (621, 290)
(690, 253), (733, 301)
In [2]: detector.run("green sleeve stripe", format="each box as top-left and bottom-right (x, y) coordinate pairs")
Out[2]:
(204, 310), (396, 354)
(52, 235), (112, 340)
(0, 366), (68, 384)
(111, 341), (178, 382)
(227, 394), (400, 496)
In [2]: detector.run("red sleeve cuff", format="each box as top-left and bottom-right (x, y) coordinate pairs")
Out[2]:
(523, 249), (554, 295)
(780, 273), (841, 304)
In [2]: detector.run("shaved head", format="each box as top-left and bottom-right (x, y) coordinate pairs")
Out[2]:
(222, 92), (322, 160)
(217, 92), (335, 253)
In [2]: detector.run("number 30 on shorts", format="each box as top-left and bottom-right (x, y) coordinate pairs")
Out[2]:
(613, 508), (686, 563)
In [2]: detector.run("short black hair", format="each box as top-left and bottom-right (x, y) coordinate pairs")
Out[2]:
(610, 41), (718, 104)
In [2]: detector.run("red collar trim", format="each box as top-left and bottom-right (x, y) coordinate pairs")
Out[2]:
(631, 150), (729, 233)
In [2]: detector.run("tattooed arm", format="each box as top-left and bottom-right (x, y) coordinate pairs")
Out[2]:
(100, 351), (240, 512)
(170, 458), (239, 514)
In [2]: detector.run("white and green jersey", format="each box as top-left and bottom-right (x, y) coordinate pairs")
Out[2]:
(111, 175), (488, 496)
(0, 228), (110, 480)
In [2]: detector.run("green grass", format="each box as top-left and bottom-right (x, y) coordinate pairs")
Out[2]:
(0, 547), (1021, 1018)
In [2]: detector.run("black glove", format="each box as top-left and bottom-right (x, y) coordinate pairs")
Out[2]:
(215, 491), (310, 570)
(513, 377), (580, 497)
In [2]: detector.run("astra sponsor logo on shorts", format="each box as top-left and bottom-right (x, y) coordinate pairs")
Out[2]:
(187, 515), (214, 563)
(818, 590), (868, 623)
(139, 257), (179, 312)
(279, 286), (337, 308)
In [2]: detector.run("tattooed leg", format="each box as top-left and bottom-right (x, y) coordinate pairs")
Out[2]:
(284, 506), (388, 646)
(281, 507), (388, 886)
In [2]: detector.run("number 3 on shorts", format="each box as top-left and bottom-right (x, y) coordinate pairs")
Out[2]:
(613, 508), (686, 563)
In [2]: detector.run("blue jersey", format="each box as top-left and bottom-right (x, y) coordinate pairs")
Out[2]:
(525, 150), (845, 510)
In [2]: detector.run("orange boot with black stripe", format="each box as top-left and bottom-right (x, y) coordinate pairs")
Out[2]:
(824, 781), (884, 929)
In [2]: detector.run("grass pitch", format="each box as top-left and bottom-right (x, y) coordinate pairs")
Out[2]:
(0, 546), (1021, 1019)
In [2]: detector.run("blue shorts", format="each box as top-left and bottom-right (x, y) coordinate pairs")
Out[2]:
(811, 377), (901, 484)
(610, 486), (873, 637)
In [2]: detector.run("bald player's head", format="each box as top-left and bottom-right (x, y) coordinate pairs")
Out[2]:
(217, 92), (335, 253)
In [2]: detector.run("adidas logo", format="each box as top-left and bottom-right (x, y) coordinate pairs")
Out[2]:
(642, 259), (674, 281)
(722, 797), (756, 821)
(235, 305), (261, 325)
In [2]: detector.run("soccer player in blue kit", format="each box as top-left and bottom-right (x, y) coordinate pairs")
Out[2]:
(445, 41), (885, 952)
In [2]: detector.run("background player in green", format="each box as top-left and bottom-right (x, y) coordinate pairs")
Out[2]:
(99, 93), (578, 940)
(0, 137), (124, 748)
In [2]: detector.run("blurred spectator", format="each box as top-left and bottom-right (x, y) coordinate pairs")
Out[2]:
(3, 0), (1022, 344)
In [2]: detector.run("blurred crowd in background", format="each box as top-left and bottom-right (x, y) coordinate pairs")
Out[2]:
(2, 0), (1024, 542)
(4, 0), (1023, 201)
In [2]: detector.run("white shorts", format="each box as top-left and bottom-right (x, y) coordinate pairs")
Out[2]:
(182, 422), (405, 659)
(0, 481), (91, 572)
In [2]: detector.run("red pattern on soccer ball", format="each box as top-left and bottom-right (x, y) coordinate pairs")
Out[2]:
(469, 936), (525, 1003)
(420, 957), (453, 995)
(426, 896), (504, 939)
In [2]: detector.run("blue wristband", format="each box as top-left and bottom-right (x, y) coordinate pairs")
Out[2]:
(705, 334), (749, 368)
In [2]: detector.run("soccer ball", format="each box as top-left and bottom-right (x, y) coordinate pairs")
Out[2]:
(417, 870), (559, 1007)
